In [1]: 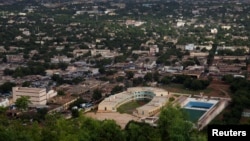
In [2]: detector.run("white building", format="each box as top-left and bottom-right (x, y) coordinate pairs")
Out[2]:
(197, 45), (213, 50)
(98, 87), (169, 117)
(132, 50), (149, 55)
(211, 28), (218, 34)
(46, 90), (58, 100)
(89, 68), (99, 75)
(185, 44), (195, 51)
(50, 56), (72, 63)
(149, 45), (159, 55)
(0, 98), (9, 107)
(162, 66), (183, 73)
(91, 49), (110, 56)
(177, 21), (185, 27)
(12, 87), (57, 106)
(221, 25), (231, 30)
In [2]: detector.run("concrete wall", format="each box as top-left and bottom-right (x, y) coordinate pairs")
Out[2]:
(197, 99), (230, 130)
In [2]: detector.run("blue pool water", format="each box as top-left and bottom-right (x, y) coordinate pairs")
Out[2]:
(183, 101), (214, 122)
(184, 101), (213, 109)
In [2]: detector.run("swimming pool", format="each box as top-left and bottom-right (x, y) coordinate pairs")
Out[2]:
(182, 108), (206, 122)
(182, 100), (217, 122)
(184, 101), (213, 109)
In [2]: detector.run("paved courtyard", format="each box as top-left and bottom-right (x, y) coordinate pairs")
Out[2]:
(85, 112), (140, 129)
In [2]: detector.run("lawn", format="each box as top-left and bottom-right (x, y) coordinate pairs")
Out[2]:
(117, 99), (150, 114)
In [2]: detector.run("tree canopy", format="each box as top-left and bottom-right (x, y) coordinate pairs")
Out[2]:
(15, 96), (31, 111)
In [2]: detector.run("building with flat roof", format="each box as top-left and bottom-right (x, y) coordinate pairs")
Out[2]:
(134, 96), (168, 117)
(98, 87), (169, 117)
(12, 87), (57, 106)
(6, 54), (24, 63)
(0, 98), (9, 107)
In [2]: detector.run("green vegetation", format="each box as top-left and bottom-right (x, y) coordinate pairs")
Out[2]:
(169, 97), (175, 102)
(92, 89), (102, 101)
(158, 104), (207, 141)
(117, 99), (150, 114)
(211, 76), (250, 124)
(15, 96), (31, 111)
(0, 82), (16, 93)
(0, 104), (206, 141)
(111, 85), (124, 95)
(162, 83), (212, 95)
(159, 75), (211, 92)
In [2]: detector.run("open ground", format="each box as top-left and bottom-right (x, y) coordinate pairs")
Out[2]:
(85, 112), (140, 129)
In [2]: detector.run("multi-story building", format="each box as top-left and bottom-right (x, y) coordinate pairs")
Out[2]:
(12, 87), (57, 106)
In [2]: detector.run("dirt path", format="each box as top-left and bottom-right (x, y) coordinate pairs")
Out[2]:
(206, 80), (231, 98)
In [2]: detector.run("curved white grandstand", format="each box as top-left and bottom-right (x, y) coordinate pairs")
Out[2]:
(98, 87), (169, 117)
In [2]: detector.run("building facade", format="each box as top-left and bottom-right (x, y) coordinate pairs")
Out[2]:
(12, 87), (56, 106)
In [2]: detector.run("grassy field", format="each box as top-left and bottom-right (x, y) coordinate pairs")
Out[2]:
(160, 84), (213, 95)
(117, 99), (150, 114)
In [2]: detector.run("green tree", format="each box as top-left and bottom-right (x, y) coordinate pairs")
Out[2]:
(71, 109), (80, 118)
(58, 62), (68, 71)
(98, 120), (125, 141)
(3, 69), (14, 76)
(126, 71), (134, 79)
(0, 82), (16, 93)
(15, 96), (31, 111)
(22, 81), (31, 87)
(98, 66), (106, 74)
(125, 121), (160, 141)
(222, 74), (234, 83)
(116, 76), (125, 82)
(144, 72), (153, 82)
(158, 104), (194, 141)
(161, 76), (172, 85)
(132, 77), (144, 86)
(35, 108), (48, 121)
(92, 89), (102, 101)
(57, 90), (65, 96)
(111, 85), (124, 95)
(153, 71), (160, 82)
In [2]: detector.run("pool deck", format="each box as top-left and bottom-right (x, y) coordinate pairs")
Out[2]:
(174, 96), (231, 130)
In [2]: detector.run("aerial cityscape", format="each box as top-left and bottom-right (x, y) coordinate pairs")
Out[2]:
(0, 0), (250, 140)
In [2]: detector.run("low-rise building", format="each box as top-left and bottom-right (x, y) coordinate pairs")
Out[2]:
(190, 52), (209, 57)
(242, 109), (250, 118)
(6, 54), (24, 63)
(0, 98), (9, 107)
(149, 45), (159, 56)
(73, 49), (89, 57)
(50, 55), (72, 63)
(185, 44), (195, 51)
(98, 87), (169, 117)
(132, 50), (149, 55)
